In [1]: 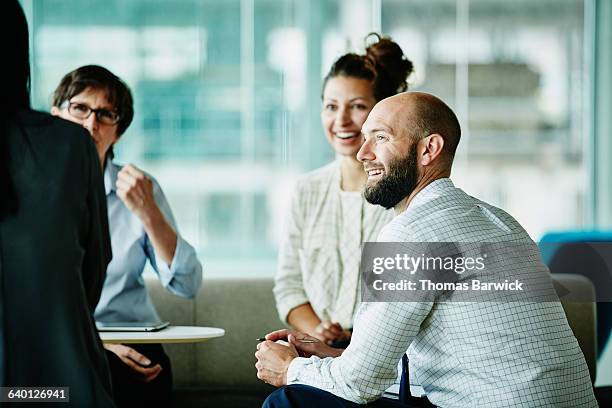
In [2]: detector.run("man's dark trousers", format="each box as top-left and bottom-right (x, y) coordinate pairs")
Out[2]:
(262, 384), (434, 408)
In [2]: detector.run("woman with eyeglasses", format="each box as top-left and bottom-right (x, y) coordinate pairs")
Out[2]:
(51, 65), (203, 407)
(274, 34), (413, 347)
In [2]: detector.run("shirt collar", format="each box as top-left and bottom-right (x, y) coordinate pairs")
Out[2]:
(406, 177), (455, 212)
(104, 161), (119, 196)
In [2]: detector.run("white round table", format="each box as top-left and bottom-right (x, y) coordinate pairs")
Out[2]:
(99, 326), (225, 344)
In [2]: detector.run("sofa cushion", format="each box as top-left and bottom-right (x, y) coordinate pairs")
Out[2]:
(194, 278), (282, 389)
(147, 277), (283, 389)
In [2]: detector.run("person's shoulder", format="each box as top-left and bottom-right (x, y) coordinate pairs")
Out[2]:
(15, 109), (95, 156)
(377, 214), (422, 242)
(382, 185), (529, 241)
(450, 188), (525, 230)
(294, 161), (338, 192)
(20, 109), (88, 138)
(15, 109), (52, 125)
(467, 195), (529, 237)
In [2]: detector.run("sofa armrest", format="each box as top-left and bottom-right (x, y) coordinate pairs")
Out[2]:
(553, 273), (597, 383)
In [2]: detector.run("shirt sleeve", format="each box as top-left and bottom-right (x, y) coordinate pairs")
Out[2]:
(286, 300), (433, 404)
(273, 181), (310, 323)
(145, 179), (203, 299)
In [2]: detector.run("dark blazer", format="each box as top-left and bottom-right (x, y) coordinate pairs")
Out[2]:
(0, 109), (114, 406)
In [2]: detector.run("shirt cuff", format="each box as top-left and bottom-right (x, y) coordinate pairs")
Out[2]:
(286, 357), (310, 385)
(155, 234), (202, 297)
(156, 235), (182, 281)
(277, 294), (310, 324)
(286, 356), (337, 390)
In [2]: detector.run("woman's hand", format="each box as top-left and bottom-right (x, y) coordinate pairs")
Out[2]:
(313, 321), (351, 345)
(264, 329), (344, 359)
(104, 344), (162, 382)
(116, 164), (158, 222)
(116, 163), (177, 265)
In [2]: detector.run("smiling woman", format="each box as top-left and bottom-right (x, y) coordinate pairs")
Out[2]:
(273, 33), (414, 348)
(321, 75), (375, 159)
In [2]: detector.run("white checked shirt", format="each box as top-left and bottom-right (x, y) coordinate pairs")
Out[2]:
(274, 161), (392, 328)
(287, 178), (597, 407)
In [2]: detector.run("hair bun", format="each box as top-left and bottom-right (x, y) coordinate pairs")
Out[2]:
(322, 32), (413, 101)
(365, 33), (414, 98)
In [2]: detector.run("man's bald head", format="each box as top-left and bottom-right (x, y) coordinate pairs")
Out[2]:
(359, 92), (462, 210)
(373, 92), (461, 165)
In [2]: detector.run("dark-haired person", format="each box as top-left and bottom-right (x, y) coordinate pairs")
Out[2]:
(51, 65), (203, 407)
(274, 34), (413, 346)
(256, 92), (597, 407)
(0, 1), (114, 406)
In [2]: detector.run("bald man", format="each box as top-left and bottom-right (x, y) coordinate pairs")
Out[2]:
(256, 92), (597, 408)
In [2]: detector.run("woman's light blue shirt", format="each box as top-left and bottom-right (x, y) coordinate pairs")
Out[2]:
(94, 161), (203, 323)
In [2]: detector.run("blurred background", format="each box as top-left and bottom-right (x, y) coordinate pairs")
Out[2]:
(20, 0), (612, 385)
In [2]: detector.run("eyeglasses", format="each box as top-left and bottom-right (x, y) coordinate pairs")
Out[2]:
(61, 101), (120, 125)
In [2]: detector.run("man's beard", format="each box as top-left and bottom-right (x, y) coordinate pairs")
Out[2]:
(363, 143), (418, 210)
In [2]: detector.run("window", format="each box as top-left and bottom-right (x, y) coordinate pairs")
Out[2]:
(383, 0), (588, 239)
(26, 0), (590, 277)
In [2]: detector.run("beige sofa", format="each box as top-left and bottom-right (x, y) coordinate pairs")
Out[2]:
(146, 274), (597, 407)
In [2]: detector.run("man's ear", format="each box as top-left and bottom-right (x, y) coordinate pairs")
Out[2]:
(50, 106), (60, 116)
(419, 133), (445, 166)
